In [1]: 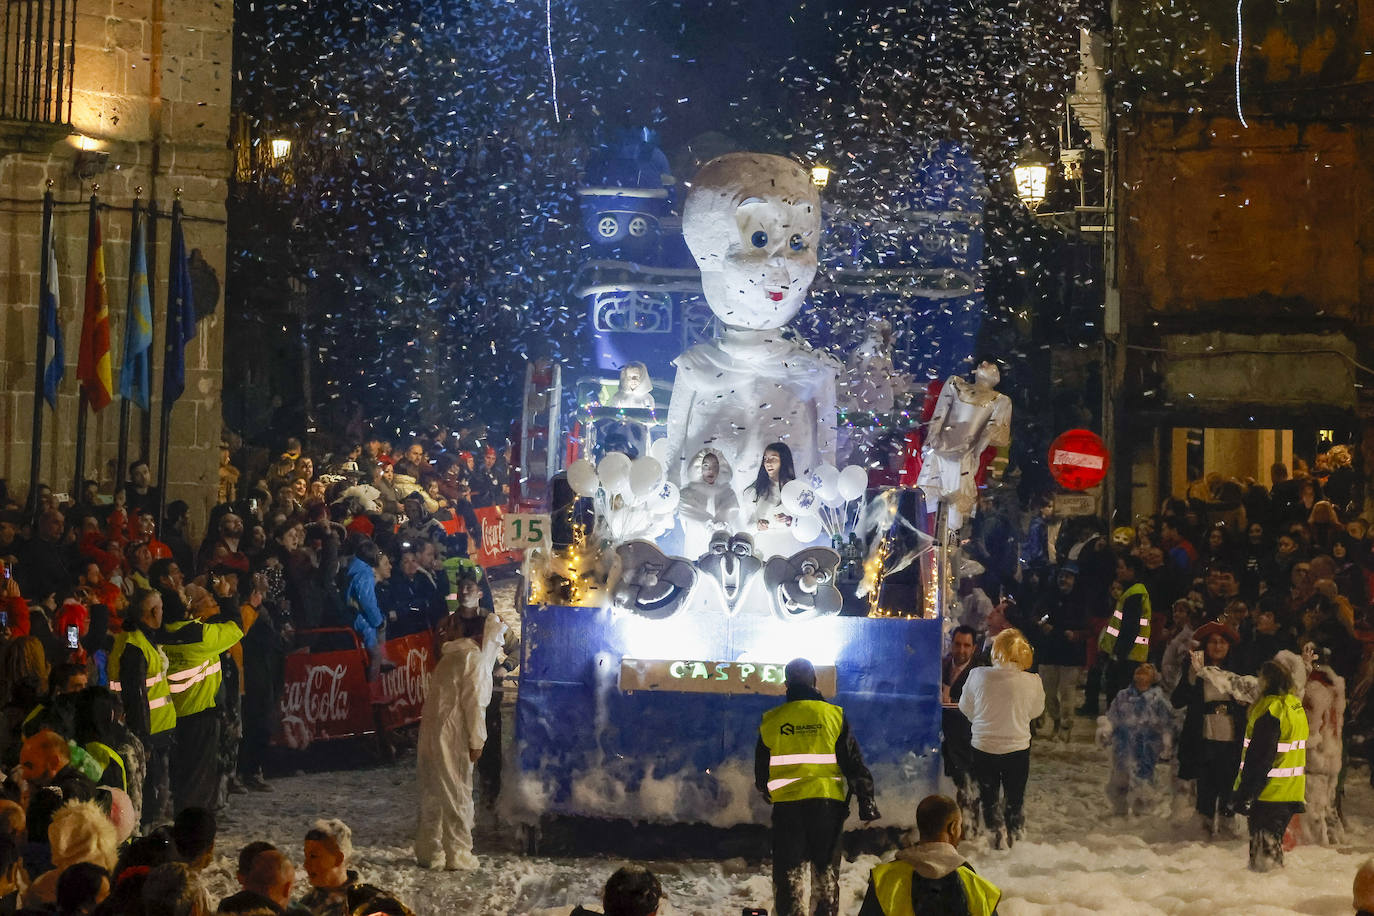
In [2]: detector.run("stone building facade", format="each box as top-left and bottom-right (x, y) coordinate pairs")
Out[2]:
(0, 0), (231, 531)
(1111, 0), (1374, 519)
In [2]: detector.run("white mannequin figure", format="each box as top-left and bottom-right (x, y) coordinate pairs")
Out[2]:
(917, 360), (1012, 529)
(662, 153), (838, 506)
(610, 361), (655, 410)
(839, 317), (913, 414)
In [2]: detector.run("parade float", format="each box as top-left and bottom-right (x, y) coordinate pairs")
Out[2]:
(510, 134), (1007, 835)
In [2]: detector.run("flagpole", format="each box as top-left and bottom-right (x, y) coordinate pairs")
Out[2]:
(155, 194), (181, 528)
(140, 198), (156, 465)
(116, 193), (141, 484)
(72, 188), (97, 498)
(25, 182), (55, 517)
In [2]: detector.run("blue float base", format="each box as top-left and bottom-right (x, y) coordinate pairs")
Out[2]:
(512, 604), (942, 828)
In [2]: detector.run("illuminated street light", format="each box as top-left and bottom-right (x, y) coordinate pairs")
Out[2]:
(270, 137), (292, 162)
(810, 165), (831, 189)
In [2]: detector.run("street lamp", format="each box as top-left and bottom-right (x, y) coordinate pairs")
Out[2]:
(1013, 148), (1050, 210)
(810, 165), (831, 189)
(270, 137), (292, 162)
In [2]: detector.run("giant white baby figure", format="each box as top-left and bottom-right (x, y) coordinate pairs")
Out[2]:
(663, 153), (838, 507)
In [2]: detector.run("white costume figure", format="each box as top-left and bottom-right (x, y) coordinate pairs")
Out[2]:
(610, 361), (656, 410)
(678, 448), (739, 559)
(663, 153), (838, 503)
(839, 317), (913, 414)
(918, 361), (1012, 528)
(1301, 660), (1345, 846)
(415, 612), (506, 870)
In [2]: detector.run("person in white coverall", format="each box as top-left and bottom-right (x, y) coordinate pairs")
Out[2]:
(414, 611), (506, 869)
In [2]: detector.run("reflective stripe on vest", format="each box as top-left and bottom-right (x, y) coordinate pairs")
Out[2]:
(109, 630), (176, 734)
(869, 860), (1001, 916)
(759, 699), (846, 803)
(162, 620), (243, 718)
(1235, 693), (1308, 803)
(1098, 583), (1152, 661)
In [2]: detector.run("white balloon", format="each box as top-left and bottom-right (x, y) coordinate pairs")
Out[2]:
(629, 456), (664, 499)
(822, 490), (847, 509)
(837, 465), (868, 501)
(652, 481), (680, 515)
(566, 459), (600, 497)
(781, 478), (819, 517)
(597, 452), (633, 495)
(792, 513), (823, 542)
(648, 436), (670, 464)
(811, 463), (841, 501)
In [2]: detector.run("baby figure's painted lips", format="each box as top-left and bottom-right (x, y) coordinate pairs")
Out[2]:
(766, 289), (785, 302)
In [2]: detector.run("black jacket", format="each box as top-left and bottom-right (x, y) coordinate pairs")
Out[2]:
(753, 684), (876, 811)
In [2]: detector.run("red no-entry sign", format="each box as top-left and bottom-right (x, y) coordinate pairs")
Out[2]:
(1049, 429), (1110, 491)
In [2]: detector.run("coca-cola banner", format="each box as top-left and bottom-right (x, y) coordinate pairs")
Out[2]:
(274, 629), (437, 750)
(462, 506), (523, 569)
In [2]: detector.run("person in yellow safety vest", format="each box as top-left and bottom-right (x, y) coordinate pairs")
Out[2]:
(1223, 659), (1309, 872)
(162, 584), (243, 815)
(1098, 554), (1152, 710)
(756, 658), (879, 916)
(858, 794), (1001, 916)
(110, 588), (176, 828)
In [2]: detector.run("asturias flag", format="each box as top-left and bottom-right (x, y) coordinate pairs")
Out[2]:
(77, 208), (113, 411)
(40, 234), (63, 409)
(162, 206), (197, 405)
(118, 209), (153, 410)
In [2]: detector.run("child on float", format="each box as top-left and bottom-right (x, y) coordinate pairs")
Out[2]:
(1098, 662), (1175, 816)
(740, 442), (797, 558)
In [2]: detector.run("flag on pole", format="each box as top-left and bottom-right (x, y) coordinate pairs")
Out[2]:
(39, 232), (63, 408)
(118, 208), (152, 410)
(77, 204), (113, 411)
(162, 204), (197, 405)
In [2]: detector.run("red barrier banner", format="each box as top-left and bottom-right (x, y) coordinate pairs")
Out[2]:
(274, 628), (438, 749)
(458, 505), (522, 569)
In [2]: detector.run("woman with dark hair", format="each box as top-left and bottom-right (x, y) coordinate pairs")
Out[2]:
(1172, 621), (1247, 838)
(740, 443), (796, 558)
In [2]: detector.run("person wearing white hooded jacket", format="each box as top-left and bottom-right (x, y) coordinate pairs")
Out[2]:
(678, 448), (739, 559)
(413, 611), (507, 870)
(958, 628), (1045, 849)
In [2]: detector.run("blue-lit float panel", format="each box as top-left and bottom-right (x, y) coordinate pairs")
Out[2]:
(513, 605), (941, 828)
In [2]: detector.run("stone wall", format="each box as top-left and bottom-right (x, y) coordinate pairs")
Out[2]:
(0, 0), (231, 534)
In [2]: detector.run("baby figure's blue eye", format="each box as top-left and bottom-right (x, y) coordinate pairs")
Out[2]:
(751, 231), (768, 248)
(789, 233), (804, 251)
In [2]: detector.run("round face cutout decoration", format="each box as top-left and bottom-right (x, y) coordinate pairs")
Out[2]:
(681, 153), (821, 330)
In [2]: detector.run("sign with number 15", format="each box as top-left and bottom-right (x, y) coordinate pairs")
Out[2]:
(501, 513), (550, 550)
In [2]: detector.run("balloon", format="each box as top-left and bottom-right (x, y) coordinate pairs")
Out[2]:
(650, 481), (680, 515)
(781, 478), (819, 516)
(810, 463), (840, 501)
(792, 514), (823, 542)
(629, 456), (664, 499)
(648, 436), (671, 465)
(821, 490), (847, 509)
(597, 452), (633, 495)
(566, 459), (600, 497)
(837, 465), (868, 501)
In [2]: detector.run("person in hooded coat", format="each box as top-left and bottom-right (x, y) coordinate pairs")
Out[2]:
(412, 612), (506, 870)
(857, 794), (1000, 916)
(22, 799), (117, 908)
(1299, 643), (1346, 846)
(677, 449), (739, 560)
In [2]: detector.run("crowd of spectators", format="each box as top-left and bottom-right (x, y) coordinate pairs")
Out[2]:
(0, 427), (518, 914)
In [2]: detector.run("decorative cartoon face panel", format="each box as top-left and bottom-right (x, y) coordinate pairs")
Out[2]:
(763, 547), (843, 621)
(681, 153), (821, 331)
(611, 540), (697, 620)
(695, 532), (762, 617)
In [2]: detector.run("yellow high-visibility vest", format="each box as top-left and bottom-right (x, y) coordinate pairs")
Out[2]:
(109, 629), (176, 734)
(759, 699), (846, 803)
(1099, 582), (1151, 661)
(161, 619), (243, 718)
(1236, 692), (1308, 803)
(869, 859), (1001, 916)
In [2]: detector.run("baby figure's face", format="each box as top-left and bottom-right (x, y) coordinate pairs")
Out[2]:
(701, 195), (819, 330)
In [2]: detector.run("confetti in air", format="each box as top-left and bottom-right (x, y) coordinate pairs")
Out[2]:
(1235, 0), (1248, 128)
(546, 0), (560, 123)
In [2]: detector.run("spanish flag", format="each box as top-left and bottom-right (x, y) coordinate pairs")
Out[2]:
(77, 198), (113, 411)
